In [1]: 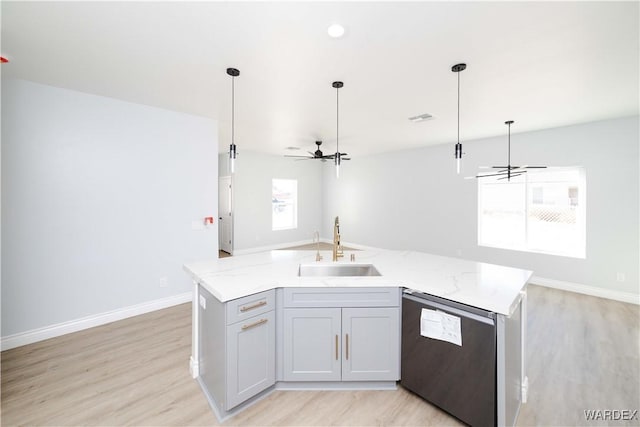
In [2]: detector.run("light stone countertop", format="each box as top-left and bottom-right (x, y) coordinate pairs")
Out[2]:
(183, 249), (532, 315)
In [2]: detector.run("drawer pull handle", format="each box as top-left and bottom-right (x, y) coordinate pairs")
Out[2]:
(240, 300), (267, 312)
(345, 334), (349, 360)
(241, 318), (268, 331)
(335, 335), (339, 360)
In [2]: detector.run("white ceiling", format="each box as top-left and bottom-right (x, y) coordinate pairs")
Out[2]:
(2, 1), (638, 157)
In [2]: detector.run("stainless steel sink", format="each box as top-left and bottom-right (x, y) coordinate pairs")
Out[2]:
(298, 263), (381, 277)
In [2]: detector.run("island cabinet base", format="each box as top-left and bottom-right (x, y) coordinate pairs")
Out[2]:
(197, 285), (276, 418)
(278, 287), (401, 383)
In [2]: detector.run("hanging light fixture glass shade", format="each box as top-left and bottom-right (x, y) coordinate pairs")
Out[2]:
(468, 120), (546, 181)
(332, 81), (344, 178)
(451, 63), (466, 174)
(227, 67), (240, 174)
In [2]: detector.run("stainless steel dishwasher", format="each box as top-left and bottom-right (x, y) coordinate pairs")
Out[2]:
(400, 291), (497, 426)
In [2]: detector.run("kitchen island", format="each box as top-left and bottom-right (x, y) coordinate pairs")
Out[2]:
(184, 249), (532, 425)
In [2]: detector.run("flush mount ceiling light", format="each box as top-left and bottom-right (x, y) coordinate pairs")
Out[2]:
(468, 120), (546, 181)
(409, 113), (434, 122)
(452, 63), (466, 174)
(227, 67), (240, 174)
(327, 23), (345, 38)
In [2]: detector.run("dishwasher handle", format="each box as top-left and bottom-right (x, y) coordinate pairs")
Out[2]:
(402, 293), (496, 325)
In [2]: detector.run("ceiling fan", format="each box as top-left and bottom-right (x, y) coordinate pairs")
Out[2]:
(468, 120), (546, 181)
(285, 140), (350, 162)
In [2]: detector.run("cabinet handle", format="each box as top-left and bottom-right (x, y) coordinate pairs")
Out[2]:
(345, 334), (349, 360)
(335, 335), (339, 360)
(240, 300), (267, 312)
(241, 318), (268, 331)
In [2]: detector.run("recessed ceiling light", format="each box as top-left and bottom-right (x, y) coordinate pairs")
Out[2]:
(408, 113), (434, 122)
(285, 146), (300, 151)
(327, 24), (345, 38)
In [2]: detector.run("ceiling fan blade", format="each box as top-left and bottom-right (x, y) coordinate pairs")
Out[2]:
(475, 171), (517, 178)
(497, 172), (526, 181)
(342, 157), (351, 161)
(524, 166), (547, 169)
(284, 155), (313, 158)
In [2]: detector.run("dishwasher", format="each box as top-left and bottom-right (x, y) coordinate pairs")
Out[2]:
(400, 291), (497, 426)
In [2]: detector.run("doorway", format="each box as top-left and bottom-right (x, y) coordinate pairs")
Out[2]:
(218, 175), (233, 256)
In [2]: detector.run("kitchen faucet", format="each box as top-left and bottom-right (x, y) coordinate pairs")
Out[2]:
(313, 231), (322, 262)
(332, 216), (344, 261)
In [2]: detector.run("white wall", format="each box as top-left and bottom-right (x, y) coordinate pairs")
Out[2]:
(219, 151), (324, 251)
(323, 116), (639, 296)
(1, 79), (218, 337)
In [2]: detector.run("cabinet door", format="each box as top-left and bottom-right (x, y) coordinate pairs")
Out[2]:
(342, 307), (400, 381)
(226, 310), (275, 410)
(283, 308), (341, 381)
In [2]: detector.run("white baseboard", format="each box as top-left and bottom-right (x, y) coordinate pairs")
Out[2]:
(530, 276), (639, 305)
(1, 292), (192, 351)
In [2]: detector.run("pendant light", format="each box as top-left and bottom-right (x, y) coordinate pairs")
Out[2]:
(333, 81), (344, 178)
(468, 120), (546, 181)
(452, 63), (466, 174)
(227, 67), (240, 174)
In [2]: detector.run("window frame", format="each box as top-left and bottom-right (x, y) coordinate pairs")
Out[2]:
(272, 178), (298, 231)
(477, 167), (586, 259)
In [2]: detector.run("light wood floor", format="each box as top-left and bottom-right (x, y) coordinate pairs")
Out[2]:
(2, 286), (638, 426)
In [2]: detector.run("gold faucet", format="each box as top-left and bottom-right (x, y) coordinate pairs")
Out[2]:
(332, 216), (344, 261)
(313, 231), (322, 262)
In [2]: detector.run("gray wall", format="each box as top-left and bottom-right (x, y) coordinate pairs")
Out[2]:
(323, 116), (639, 295)
(1, 79), (218, 336)
(219, 151), (324, 251)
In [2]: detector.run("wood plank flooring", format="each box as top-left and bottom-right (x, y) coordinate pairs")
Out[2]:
(2, 285), (638, 426)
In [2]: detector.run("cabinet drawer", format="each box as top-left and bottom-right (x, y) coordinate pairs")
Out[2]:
(283, 287), (400, 308)
(226, 289), (275, 325)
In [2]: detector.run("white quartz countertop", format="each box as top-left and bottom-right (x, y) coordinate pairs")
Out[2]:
(183, 249), (532, 316)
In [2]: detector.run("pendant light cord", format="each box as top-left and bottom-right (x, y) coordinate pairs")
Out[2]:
(231, 75), (235, 146)
(336, 85), (339, 155)
(507, 122), (511, 168)
(457, 71), (460, 144)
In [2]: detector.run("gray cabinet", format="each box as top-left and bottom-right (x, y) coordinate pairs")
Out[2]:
(341, 307), (399, 381)
(226, 310), (275, 409)
(283, 308), (341, 381)
(199, 287), (275, 412)
(282, 288), (400, 382)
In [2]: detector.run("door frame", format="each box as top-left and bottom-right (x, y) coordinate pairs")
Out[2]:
(219, 175), (234, 255)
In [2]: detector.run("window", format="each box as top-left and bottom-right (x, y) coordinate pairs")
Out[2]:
(478, 168), (585, 258)
(272, 179), (298, 230)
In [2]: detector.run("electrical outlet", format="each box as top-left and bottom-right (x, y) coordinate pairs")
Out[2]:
(616, 272), (626, 282)
(159, 277), (168, 288)
(199, 295), (206, 309)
